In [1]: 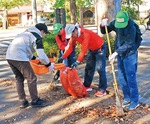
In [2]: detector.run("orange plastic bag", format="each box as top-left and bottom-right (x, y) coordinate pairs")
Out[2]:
(60, 67), (70, 94)
(60, 67), (88, 98)
(68, 68), (88, 98)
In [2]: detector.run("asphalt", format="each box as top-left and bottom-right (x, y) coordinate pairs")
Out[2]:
(0, 27), (150, 105)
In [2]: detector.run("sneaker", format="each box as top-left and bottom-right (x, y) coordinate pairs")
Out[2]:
(122, 100), (131, 108)
(31, 98), (49, 108)
(53, 74), (60, 81)
(85, 86), (92, 92)
(20, 100), (29, 109)
(94, 90), (107, 97)
(128, 103), (139, 111)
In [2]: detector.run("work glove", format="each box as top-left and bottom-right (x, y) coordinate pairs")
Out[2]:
(101, 18), (108, 27)
(58, 57), (63, 63)
(109, 52), (118, 61)
(71, 61), (80, 69)
(49, 62), (55, 73)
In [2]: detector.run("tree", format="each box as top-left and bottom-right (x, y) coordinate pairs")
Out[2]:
(0, 0), (30, 29)
(76, 0), (93, 26)
(96, 0), (121, 35)
(70, 0), (77, 23)
(121, 0), (144, 19)
(32, 0), (37, 25)
(53, 0), (93, 25)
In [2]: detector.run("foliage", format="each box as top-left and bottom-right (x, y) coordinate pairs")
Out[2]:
(52, 0), (93, 23)
(53, 0), (65, 8)
(121, 0), (143, 6)
(76, 0), (93, 7)
(42, 34), (59, 58)
(121, 6), (139, 20)
(0, 0), (30, 9)
(103, 36), (116, 58)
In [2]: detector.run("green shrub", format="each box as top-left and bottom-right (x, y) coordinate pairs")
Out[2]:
(103, 36), (116, 58)
(42, 34), (59, 58)
(122, 6), (139, 20)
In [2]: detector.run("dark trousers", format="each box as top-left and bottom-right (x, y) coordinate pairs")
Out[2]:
(7, 60), (38, 102)
(83, 43), (107, 91)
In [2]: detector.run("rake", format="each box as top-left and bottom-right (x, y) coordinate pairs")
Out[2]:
(105, 25), (124, 116)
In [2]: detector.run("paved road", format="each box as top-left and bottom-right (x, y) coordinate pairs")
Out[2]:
(0, 27), (150, 104)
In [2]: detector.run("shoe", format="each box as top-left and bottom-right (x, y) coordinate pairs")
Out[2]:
(53, 71), (60, 81)
(31, 98), (49, 108)
(85, 86), (92, 92)
(122, 100), (131, 108)
(94, 90), (106, 97)
(128, 103), (139, 111)
(20, 100), (29, 109)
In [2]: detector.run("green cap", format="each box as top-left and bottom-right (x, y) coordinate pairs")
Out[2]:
(115, 11), (129, 28)
(52, 23), (63, 34)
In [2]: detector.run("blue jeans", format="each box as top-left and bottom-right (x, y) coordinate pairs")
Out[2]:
(117, 52), (139, 104)
(83, 43), (107, 91)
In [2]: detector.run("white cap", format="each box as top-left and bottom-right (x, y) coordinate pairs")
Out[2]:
(65, 24), (76, 39)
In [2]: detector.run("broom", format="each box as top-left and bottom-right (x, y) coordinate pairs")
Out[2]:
(105, 25), (124, 116)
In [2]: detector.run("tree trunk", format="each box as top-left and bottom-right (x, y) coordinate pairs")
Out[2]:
(79, 6), (83, 26)
(32, 0), (37, 25)
(70, 0), (77, 24)
(3, 9), (8, 29)
(96, 0), (121, 35)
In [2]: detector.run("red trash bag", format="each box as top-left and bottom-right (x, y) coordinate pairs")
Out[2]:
(60, 67), (88, 98)
(68, 68), (88, 98)
(60, 67), (70, 94)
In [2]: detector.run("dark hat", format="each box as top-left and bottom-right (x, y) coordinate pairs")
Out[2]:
(35, 23), (50, 34)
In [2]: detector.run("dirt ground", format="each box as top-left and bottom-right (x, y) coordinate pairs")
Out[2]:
(0, 70), (150, 124)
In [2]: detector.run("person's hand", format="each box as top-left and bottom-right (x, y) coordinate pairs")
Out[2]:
(49, 63), (55, 73)
(71, 61), (80, 69)
(58, 57), (63, 63)
(101, 18), (108, 27)
(109, 52), (118, 61)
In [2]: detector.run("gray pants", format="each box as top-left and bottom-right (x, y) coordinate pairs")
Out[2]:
(7, 60), (38, 102)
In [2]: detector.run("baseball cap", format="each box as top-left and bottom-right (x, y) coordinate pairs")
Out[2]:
(65, 24), (76, 39)
(115, 11), (129, 28)
(35, 23), (50, 34)
(52, 23), (63, 34)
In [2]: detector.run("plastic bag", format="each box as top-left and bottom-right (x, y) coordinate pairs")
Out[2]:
(60, 67), (88, 98)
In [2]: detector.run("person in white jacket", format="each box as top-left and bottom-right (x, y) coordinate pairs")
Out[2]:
(6, 23), (54, 108)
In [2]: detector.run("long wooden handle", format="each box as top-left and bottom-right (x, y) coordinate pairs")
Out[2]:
(104, 26), (118, 90)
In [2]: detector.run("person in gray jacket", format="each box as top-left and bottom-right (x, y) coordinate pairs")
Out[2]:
(6, 23), (54, 108)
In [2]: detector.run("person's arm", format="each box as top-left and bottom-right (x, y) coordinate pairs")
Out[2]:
(116, 26), (136, 55)
(55, 35), (66, 50)
(62, 38), (75, 59)
(100, 20), (116, 34)
(34, 35), (50, 65)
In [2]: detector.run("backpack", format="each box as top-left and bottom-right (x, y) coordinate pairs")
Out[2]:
(134, 23), (143, 49)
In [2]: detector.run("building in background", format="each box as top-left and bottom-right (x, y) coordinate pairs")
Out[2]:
(0, 4), (54, 27)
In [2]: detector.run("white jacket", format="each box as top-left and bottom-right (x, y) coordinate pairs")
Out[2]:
(6, 27), (50, 65)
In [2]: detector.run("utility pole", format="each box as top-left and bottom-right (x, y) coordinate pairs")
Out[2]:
(32, 0), (37, 25)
